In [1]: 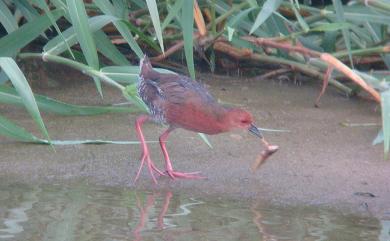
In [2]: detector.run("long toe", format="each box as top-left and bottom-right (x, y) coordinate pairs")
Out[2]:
(150, 161), (166, 177)
(133, 154), (148, 184)
(134, 154), (166, 184)
(166, 170), (206, 180)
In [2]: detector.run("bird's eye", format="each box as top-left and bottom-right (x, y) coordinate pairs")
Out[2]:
(241, 119), (250, 124)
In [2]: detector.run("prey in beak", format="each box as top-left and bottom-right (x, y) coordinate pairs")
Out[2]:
(248, 123), (279, 171)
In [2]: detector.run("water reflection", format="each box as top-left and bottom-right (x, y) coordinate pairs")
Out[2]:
(132, 191), (204, 241)
(0, 182), (387, 241)
(0, 186), (39, 239)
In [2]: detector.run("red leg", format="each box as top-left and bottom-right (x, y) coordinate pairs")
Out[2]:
(159, 127), (205, 180)
(134, 115), (165, 184)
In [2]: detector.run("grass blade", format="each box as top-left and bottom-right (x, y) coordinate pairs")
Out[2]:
(94, 30), (130, 66)
(122, 83), (149, 112)
(93, 0), (144, 59)
(92, 0), (115, 14)
(198, 133), (212, 148)
(0, 85), (137, 116)
(343, 12), (390, 26)
(227, 7), (257, 41)
(332, 0), (353, 66)
(132, 0), (146, 8)
(162, 0), (184, 30)
(290, 0), (309, 32)
(383, 54), (390, 71)
(15, 0), (49, 39)
(250, 0), (283, 34)
(145, 0), (164, 53)
(15, 0), (40, 22)
(0, 58), (50, 141)
(228, 7), (255, 28)
(50, 0), (68, 14)
(311, 22), (351, 32)
(0, 112), (143, 145)
(182, 0), (195, 80)
(0, 70), (8, 84)
(373, 129), (383, 146)
(49, 140), (145, 145)
(113, 0), (128, 19)
(381, 90), (390, 159)
(100, 66), (175, 84)
(66, 0), (101, 95)
(33, 0), (75, 59)
(0, 0), (18, 33)
(0, 113), (41, 142)
(265, 14), (289, 37)
(44, 15), (116, 56)
(122, 21), (161, 52)
(65, 0), (99, 68)
(101, 66), (140, 84)
(0, 114), (149, 145)
(321, 31), (339, 53)
(0, 9), (64, 57)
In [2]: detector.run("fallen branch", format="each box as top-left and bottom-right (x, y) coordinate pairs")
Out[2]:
(254, 68), (292, 81)
(213, 39), (353, 96)
(243, 37), (320, 57)
(151, 33), (217, 62)
(151, 41), (185, 62)
(320, 53), (381, 102)
(213, 41), (253, 59)
(243, 36), (381, 103)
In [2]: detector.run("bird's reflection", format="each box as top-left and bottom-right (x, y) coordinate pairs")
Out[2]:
(157, 191), (173, 230)
(131, 190), (203, 241)
(133, 192), (157, 241)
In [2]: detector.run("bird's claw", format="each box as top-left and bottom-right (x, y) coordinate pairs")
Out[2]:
(165, 170), (206, 180)
(134, 153), (165, 184)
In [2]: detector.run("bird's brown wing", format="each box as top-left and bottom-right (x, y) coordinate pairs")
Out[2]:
(155, 73), (215, 104)
(152, 73), (226, 133)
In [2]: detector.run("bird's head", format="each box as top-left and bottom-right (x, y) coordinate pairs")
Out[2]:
(139, 54), (154, 77)
(224, 108), (263, 138)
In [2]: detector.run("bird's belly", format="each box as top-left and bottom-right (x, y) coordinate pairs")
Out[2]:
(177, 121), (224, 134)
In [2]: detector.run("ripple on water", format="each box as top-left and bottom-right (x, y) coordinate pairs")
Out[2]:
(0, 182), (387, 241)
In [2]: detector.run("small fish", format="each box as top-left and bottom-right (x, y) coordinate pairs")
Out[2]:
(251, 141), (279, 171)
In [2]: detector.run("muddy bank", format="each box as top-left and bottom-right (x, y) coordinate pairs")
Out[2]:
(0, 68), (387, 218)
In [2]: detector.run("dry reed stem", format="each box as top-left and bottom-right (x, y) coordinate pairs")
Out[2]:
(194, 0), (207, 36)
(320, 53), (380, 102)
(243, 36), (381, 103)
(315, 66), (334, 107)
(254, 68), (292, 80)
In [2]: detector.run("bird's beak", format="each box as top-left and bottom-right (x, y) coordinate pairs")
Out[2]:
(248, 124), (263, 139)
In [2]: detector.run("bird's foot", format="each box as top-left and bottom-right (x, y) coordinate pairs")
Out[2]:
(134, 153), (165, 184)
(165, 170), (206, 180)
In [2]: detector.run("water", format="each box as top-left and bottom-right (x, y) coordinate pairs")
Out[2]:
(0, 182), (388, 241)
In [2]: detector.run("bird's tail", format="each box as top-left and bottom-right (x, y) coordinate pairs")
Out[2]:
(140, 54), (154, 78)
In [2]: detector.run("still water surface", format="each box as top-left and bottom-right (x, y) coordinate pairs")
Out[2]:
(0, 182), (388, 241)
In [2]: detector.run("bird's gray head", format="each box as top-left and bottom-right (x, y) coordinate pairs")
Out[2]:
(140, 54), (153, 77)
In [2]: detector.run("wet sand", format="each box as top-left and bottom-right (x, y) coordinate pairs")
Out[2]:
(0, 65), (388, 218)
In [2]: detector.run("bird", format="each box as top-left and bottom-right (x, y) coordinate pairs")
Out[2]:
(134, 55), (273, 183)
